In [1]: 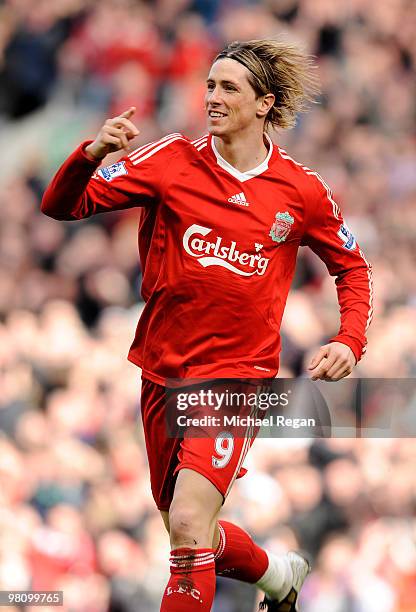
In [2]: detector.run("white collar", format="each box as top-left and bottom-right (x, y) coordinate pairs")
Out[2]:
(211, 133), (273, 183)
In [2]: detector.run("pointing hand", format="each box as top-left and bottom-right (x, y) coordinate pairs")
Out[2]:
(85, 107), (140, 161)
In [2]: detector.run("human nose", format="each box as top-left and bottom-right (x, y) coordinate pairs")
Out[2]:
(206, 86), (222, 105)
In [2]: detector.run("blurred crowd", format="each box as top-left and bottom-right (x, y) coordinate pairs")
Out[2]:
(0, 0), (415, 610)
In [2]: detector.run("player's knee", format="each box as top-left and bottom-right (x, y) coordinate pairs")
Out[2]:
(168, 503), (210, 548)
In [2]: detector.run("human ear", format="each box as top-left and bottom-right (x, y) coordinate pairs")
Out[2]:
(256, 93), (275, 118)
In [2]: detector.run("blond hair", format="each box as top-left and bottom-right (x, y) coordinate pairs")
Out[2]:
(214, 39), (320, 131)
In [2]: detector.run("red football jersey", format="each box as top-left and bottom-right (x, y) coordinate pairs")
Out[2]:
(41, 133), (373, 384)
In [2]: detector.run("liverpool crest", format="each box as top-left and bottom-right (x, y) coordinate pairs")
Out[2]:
(269, 211), (294, 243)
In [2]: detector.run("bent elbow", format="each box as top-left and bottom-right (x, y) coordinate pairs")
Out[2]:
(40, 188), (59, 216)
(40, 194), (74, 220)
(40, 198), (55, 218)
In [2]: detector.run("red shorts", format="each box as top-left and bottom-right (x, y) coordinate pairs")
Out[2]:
(140, 378), (260, 511)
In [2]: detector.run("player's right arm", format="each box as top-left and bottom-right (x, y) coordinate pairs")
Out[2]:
(41, 107), (175, 221)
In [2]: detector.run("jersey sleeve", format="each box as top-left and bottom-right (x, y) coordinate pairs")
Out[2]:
(41, 134), (187, 220)
(301, 175), (373, 362)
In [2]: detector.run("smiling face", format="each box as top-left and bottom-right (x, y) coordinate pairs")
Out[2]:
(205, 58), (274, 138)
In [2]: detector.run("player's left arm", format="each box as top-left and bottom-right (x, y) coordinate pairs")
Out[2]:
(301, 176), (373, 381)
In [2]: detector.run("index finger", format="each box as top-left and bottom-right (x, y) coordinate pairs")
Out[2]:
(109, 116), (139, 136)
(309, 357), (328, 380)
(119, 106), (136, 119)
(311, 351), (339, 377)
(308, 346), (327, 369)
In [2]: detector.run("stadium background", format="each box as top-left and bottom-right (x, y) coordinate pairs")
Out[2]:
(0, 0), (415, 610)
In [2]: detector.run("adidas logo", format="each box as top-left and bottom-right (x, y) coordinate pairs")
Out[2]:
(228, 192), (249, 207)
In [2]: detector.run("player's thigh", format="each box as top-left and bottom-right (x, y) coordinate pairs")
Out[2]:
(160, 510), (170, 533)
(172, 467), (223, 518)
(169, 468), (223, 547)
(176, 429), (255, 503)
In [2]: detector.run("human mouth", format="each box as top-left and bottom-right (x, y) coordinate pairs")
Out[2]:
(209, 110), (227, 118)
